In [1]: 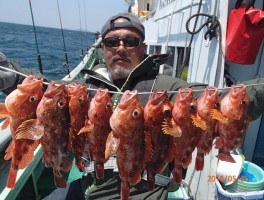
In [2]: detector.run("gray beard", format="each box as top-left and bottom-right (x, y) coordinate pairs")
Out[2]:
(110, 68), (132, 79)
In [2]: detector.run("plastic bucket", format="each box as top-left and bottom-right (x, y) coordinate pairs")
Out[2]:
(216, 154), (244, 185)
(228, 161), (264, 192)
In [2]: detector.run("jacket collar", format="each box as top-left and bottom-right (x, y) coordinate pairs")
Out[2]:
(81, 53), (169, 91)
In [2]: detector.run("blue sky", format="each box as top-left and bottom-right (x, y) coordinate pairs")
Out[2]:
(0, 0), (129, 32)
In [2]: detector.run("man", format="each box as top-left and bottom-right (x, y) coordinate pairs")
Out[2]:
(0, 52), (46, 95)
(0, 52), (18, 93)
(1, 13), (264, 199)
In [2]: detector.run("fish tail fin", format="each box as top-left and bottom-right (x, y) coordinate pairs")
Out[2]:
(216, 153), (236, 163)
(147, 171), (155, 191)
(121, 181), (130, 200)
(173, 164), (183, 184)
(61, 157), (73, 172)
(195, 152), (204, 171)
(4, 140), (14, 160)
(131, 169), (142, 186)
(53, 170), (67, 188)
(95, 161), (104, 179)
(7, 163), (18, 189)
(182, 151), (192, 169)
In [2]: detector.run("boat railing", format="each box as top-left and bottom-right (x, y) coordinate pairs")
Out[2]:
(0, 38), (103, 199)
(62, 37), (102, 82)
(139, 10), (156, 22)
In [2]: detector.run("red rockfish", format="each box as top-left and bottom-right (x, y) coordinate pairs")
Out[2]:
(79, 88), (113, 179)
(144, 90), (173, 191)
(16, 82), (72, 188)
(105, 90), (152, 200)
(211, 84), (250, 162)
(0, 75), (43, 189)
(192, 86), (220, 170)
(67, 83), (89, 170)
(162, 88), (201, 183)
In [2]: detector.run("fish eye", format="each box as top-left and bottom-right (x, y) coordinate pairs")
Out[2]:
(215, 101), (220, 107)
(241, 99), (247, 105)
(164, 109), (171, 117)
(106, 102), (112, 109)
(58, 100), (66, 108)
(29, 96), (36, 102)
(190, 103), (196, 111)
(78, 97), (83, 104)
(132, 109), (140, 118)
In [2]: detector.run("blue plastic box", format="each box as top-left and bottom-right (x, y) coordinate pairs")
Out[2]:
(216, 180), (264, 200)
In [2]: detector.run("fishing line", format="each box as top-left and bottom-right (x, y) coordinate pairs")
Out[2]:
(56, 0), (70, 78)
(1, 65), (264, 95)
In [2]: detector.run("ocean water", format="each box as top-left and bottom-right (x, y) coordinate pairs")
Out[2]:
(0, 21), (96, 102)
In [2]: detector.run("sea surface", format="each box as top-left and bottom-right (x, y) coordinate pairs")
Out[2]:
(0, 21), (96, 102)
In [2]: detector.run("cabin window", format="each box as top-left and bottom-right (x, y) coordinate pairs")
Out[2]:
(175, 47), (190, 80)
(163, 46), (175, 76)
(149, 45), (161, 55)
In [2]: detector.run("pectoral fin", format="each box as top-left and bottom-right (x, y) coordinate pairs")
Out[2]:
(0, 103), (9, 118)
(162, 118), (182, 137)
(105, 131), (120, 161)
(211, 109), (228, 123)
(15, 119), (44, 140)
(78, 120), (94, 135)
(191, 115), (207, 131)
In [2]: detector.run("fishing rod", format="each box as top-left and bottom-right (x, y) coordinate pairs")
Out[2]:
(56, 0), (70, 78)
(28, 0), (43, 75)
(83, 0), (89, 52)
(77, 0), (84, 60)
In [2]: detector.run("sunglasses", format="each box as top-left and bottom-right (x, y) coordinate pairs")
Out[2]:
(102, 37), (142, 48)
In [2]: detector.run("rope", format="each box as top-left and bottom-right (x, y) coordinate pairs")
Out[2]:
(1, 65), (263, 96)
(28, 0), (43, 75)
(56, 0), (70, 78)
(184, 1), (223, 87)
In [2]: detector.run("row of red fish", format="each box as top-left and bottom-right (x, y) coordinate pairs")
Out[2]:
(0, 75), (250, 200)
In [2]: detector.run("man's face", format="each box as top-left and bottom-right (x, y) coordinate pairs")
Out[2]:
(101, 18), (146, 80)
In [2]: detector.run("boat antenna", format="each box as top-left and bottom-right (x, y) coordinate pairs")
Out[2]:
(28, 0), (43, 74)
(56, 0), (70, 77)
(77, 0), (84, 60)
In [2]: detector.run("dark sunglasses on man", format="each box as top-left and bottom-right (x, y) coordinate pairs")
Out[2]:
(102, 37), (142, 48)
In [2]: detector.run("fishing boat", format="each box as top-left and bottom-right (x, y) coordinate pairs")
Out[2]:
(1, 0), (264, 199)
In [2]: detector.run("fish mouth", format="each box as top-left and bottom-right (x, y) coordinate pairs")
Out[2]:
(17, 79), (43, 93)
(231, 84), (246, 98)
(179, 88), (192, 101)
(206, 86), (217, 96)
(118, 90), (138, 109)
(95, 88), (109, 101)
(44, 82), (65, 98)
(150, 90), (167, 105)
